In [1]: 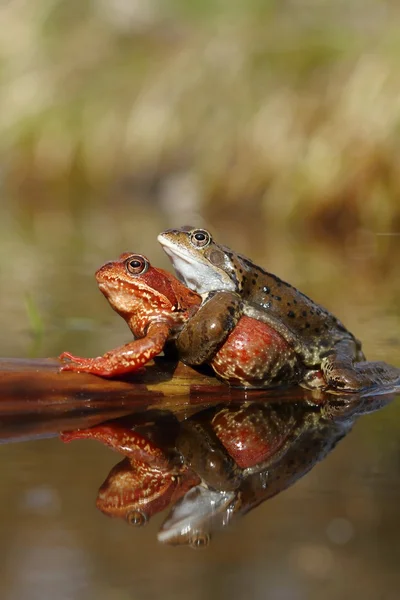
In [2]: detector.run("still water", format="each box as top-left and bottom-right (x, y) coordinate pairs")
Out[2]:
(1, 396), (399, 600)
(0, 205), (399, 600)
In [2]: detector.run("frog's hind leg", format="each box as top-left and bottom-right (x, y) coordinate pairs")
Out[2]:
(321, 339), (400, 392)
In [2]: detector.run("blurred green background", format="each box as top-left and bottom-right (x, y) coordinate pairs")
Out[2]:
(1, 0), (399, 363)
(0, 2), (400, 599)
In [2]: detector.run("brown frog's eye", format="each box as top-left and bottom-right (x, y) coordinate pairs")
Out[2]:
(126, 509), (148, 527)
(190, 229), (211, 248)
(126, 255), (149, 276)
(189, 532), (211, 549)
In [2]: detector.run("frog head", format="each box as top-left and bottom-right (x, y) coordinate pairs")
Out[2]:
(96, 457), (200, 528)
(158, 227), (247, 295)
(95, 252), (200, 337)
(158, 484), (238, 547)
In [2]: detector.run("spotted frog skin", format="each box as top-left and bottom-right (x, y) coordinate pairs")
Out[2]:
(59, 253), (305, 387)
(158, 227), (400, 393)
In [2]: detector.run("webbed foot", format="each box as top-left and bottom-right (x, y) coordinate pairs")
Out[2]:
(321, 340), (400, 392)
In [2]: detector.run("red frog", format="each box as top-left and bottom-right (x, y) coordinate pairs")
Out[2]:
(59, 253), (305, 388)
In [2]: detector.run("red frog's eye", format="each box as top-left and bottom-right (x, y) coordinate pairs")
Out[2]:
(190, 229), (211, 248)
(126, 509), (148, 527)
(125, 254), (149, 276)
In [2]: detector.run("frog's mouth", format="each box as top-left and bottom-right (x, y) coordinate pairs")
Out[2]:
(158, 239), (194, 268)
(96, 274), (118, 293)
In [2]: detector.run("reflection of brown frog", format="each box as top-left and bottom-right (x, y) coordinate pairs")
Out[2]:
(158, 227), (400, 393)
(61, 393), (394, 547)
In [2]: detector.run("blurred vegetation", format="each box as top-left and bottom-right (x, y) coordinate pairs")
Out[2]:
(2, 0), (400, 234)
(0, 0), (399, 362)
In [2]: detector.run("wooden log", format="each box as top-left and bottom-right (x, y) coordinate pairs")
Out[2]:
(0, 357), (321, 443)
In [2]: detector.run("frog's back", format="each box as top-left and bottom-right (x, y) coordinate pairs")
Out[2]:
(231, 252), (358, 365)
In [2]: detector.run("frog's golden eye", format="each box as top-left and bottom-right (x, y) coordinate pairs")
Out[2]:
(190, 229), (211, 248)
(189, 532), (210, 549)
(126, 255), (149, 276)
(126, 509), (148, 527)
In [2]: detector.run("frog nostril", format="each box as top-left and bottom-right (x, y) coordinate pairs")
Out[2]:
(95, 262), (114, 278)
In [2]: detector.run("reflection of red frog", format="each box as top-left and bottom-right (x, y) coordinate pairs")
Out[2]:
(59, 253), (305, 388)
(62, 418), (200, 526)
(60, 396), (373, 546)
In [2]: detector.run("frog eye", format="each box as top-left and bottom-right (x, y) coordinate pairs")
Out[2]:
(190, 229), (211, 248)
(126, 509), (148, 527)
(189, 532), (211, 549)
(126, 255), (149, 276)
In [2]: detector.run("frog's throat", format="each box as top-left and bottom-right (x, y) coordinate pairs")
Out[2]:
(157, 485), (235, 545)
(158, 236), (234, 294)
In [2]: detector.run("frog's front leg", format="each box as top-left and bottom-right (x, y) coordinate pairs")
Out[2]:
(59, 322), (170, 377)
(61, 423), (170, 469)
(321, 339), (400, 392)
(176, 291), (243, 365)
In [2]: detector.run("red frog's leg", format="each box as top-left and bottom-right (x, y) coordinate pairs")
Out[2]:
(61, 423), (170, 470)
(211, 404), (301, 471)
(175, 403), (305, 491)
(59, 322), (170, 377)
(211, 316), (304, 388)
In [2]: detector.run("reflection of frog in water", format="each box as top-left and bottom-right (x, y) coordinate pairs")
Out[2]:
(59, 253), (305, 388)
(61, 393), (393, 547)
(158, 227), (400, 393)
(62, 418), (200, 527)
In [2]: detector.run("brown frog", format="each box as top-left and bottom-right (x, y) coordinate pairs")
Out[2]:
(158, 227), (400, 393)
